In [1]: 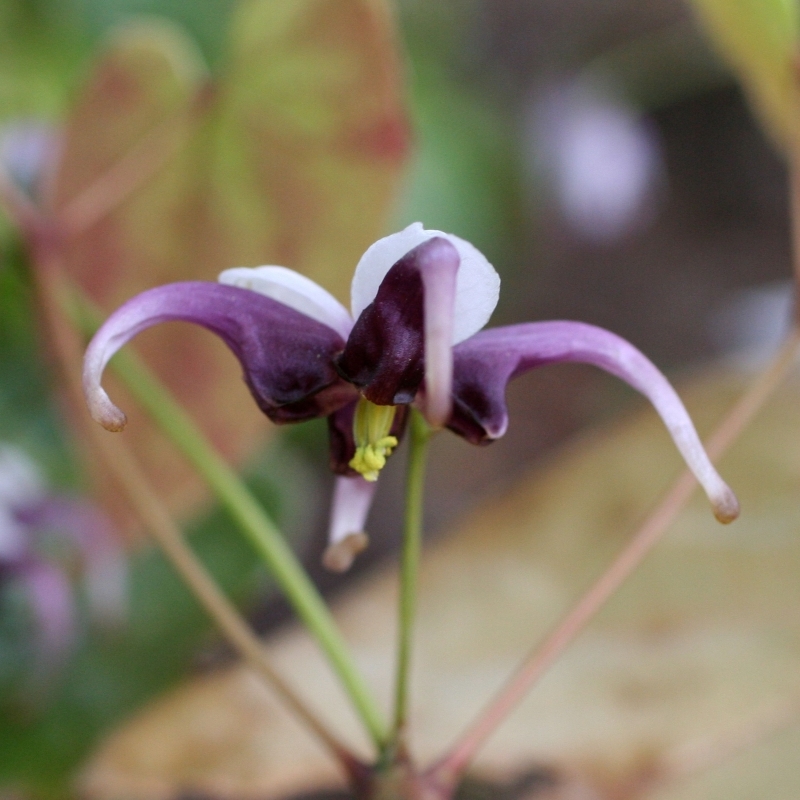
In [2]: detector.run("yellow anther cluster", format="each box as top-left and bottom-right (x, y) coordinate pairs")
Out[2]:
(350, 436), (398, 481)
(349, 397), (398, 482)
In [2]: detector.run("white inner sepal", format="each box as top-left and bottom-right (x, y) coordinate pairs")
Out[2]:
(322, 476), (377, 572)
(219, 266), (353, 340)
(350, 222), (501, 344)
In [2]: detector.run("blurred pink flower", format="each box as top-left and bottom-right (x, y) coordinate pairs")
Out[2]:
(529, 82), (664, 242)
(0, 444), (125, 681)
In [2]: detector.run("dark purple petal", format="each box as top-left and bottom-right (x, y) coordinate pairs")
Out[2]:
(336, 237), (460, 410)
(327, 400), (409, 475)
(327, 401), (360, 476)
(450, 321), (739, 522)
(83, 282), (356, 429)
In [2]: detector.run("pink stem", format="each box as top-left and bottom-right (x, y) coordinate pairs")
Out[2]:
(429, 327), (800, 786)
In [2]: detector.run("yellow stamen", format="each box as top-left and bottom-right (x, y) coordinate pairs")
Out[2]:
(349, 398), (398, 481)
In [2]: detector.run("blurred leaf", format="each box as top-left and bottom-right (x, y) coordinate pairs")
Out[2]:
(689, 0), (800, 153)
(55, 0), (237, 67)
(0, 1), (88, 247)
(398, 59), (520, 265)
(52, 0), (409, 525)
(78, 367), (800, 798)
(396, 4), (522, 267)
(0, 0), (90, 122)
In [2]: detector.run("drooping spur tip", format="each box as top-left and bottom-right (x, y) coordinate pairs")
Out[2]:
(690, 449), (739, 524)
(83, 377), (128, 432)
(324, 476), (376, 571)
(322, 532), (369, 573)
(712, 485), (740, 524)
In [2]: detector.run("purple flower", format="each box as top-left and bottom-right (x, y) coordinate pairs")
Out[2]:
(0, 445), (125, 680)
(83, 223), (738, 571)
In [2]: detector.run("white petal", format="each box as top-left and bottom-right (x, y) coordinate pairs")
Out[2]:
(351, 223), (500, 344)
(219, 266), (353, 340)
(322, 476), (377, 572)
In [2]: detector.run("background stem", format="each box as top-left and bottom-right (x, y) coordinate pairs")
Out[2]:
(429, 327), (800, 785)
(87, 407), (352, 762)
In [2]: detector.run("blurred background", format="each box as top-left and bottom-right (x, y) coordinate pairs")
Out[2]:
(0, 0), (796, 796)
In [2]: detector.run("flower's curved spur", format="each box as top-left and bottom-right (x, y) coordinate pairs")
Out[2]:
(82, 281), (354, 432)
(448, 322), (739, 523)
(83, 223), (739, 571)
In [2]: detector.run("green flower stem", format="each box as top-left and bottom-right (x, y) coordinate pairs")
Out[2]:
(392, 409), (430, 742)
(67, 288), (388, 749)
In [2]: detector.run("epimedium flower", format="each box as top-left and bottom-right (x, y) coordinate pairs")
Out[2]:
(83, 223), (739, 571)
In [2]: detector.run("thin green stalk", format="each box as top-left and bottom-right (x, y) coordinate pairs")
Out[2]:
(67, 288), (388, 749)
(392, 410), (430, 743)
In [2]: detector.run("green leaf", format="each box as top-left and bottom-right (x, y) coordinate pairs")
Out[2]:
(399, 59), (521, 264)
(689, 0), (800, 151)
(0, 0), (90, 122)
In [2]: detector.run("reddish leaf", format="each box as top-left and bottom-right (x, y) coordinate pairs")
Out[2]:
(53, 3), (410, 522)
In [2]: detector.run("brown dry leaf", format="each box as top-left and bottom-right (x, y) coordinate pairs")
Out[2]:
(53, 2), (409, 521)
(77, 366), (800, 799)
